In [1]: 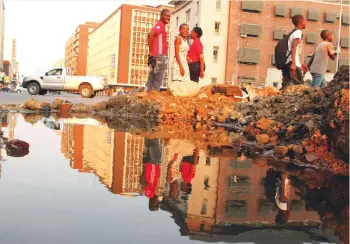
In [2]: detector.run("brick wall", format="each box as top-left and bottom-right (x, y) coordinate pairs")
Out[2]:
(225, 1), (350, 86)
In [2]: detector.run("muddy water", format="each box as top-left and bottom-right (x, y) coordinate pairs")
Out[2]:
(0, 113), (348, 244)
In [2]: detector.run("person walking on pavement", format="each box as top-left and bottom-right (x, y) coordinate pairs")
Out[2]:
(146, 9), (171, 92)
(308, 30), (336, 87)
(281, 15), (307, 90)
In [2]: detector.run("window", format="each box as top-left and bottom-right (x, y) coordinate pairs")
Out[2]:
(47, 69), (62, 76)
(213, 46), (219, 63)
(200, 201), (207, 215)
(176, 16), (179, 27)
(204, 176), (210, 189)
(215, 22), (221, 33)
(216, 0), (221, 10)
(196, 1), (199, 15)
(205, 157), (211, 165)
(211, 77), (217, 84)
(186, 9), (191, 22)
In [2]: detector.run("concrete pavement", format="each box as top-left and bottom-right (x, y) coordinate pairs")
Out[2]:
(0, 91), (110, 105)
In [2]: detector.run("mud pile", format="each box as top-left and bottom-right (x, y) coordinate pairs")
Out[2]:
(233, 66), (349, 175)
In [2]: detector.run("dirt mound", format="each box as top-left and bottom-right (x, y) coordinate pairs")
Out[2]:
(233, 66), (349, 175)
(104, 95), (159, 122)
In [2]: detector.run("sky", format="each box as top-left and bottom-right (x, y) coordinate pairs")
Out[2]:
(3, 0), (169, 76)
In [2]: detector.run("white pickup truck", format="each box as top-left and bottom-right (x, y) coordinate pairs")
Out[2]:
(22, 68), (108, 98)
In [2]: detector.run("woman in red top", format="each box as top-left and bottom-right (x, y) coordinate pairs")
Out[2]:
(187, 27), (205, 82)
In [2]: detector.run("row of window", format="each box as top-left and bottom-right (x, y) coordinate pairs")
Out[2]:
(242, 2), (349, 26)
(239, 23), (349, 48)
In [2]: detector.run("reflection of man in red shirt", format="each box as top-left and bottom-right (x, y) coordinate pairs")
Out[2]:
(142, 138), (163, 211)
(146, 9), (171, 92)
(180, 149), (199, 194)
(187, 27), (205, 82)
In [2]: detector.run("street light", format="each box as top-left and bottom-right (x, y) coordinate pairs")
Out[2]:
(335, 0), (343, 72)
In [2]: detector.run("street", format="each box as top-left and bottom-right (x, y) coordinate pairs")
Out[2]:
(0, 91), (110, 105)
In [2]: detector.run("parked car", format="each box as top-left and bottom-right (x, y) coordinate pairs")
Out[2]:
(22, 68), (108, 98)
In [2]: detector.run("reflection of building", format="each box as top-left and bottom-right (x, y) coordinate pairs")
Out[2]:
(160, 151), (321, 238)
(87, 4), (173, 87)
(64, 22), (100, 75)
(60, 123), (146, 193)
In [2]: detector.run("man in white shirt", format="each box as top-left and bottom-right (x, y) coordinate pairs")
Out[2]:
(308, 30), (336, 87)
(281, 15), (307, 90)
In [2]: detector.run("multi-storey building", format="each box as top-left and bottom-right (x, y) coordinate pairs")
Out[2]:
(2, 60), (12, 80)
(225, 0), (349, 87)
(87, 4), (173, 87)
(169, 0), (230, 86)
(170, 0), (349, 88)
(0, 0), (5, 73)
(64, 22), (100, 76)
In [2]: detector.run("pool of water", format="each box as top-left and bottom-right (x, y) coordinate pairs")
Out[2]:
(0, 113), (348, 244)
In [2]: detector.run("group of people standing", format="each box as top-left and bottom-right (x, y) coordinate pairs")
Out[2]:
(279, 14), (336, 90)
(146, 10), (338, 94)
(146, 9), (204, 96)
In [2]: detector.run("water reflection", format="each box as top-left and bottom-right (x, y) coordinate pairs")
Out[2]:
(0, 113), (348, 244)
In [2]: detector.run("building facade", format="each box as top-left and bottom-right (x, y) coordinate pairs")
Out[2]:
(170, 0), (349, 88)
(0, 0), (5, 73)
(64, 22), (100, 76)
(225, 0), (350, 87)
(87, 4), (173, 87)
(2, 60), (13, 80)
(169, 0), (230, 86)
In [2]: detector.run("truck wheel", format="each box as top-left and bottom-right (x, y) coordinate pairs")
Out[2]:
(79, 84), (93, 98)
(39, 90), (47, 95)
(27, 82), (40, 95)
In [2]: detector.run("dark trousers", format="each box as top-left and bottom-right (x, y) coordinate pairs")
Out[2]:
(281, 62), (304, 90)
(189, 62), (205, 83)
(145, 56), (168, 92)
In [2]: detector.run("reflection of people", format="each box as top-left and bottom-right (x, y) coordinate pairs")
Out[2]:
(142, 138), (163, 211)
(180, 148), (199, 195)
(275, 174), (292, 225)
(146, 9), (171, 92)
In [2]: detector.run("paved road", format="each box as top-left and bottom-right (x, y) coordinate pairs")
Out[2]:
(0, 91), (110, 105)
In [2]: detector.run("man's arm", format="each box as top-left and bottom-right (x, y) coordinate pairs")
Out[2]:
(328, 43), (336, 61)
(307, 54), (314, 70)
(290, 38), (301, 73)
(199, 54), (205, 78)
(197, 44), (205, 78)
(148, 30), (157, 54)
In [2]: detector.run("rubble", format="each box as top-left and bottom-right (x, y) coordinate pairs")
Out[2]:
(2, 67), (348, 175)
(23, 98), (41, 110)
(233, 66), (350, 176)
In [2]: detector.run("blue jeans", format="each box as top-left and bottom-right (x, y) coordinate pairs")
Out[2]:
(311, 73), (325, 87)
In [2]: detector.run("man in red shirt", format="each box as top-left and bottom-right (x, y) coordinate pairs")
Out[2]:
(146, 9), (171, 92)
(187, 27), (205, 82)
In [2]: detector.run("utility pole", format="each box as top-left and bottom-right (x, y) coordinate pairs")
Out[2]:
(335, 0), (343, 72)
